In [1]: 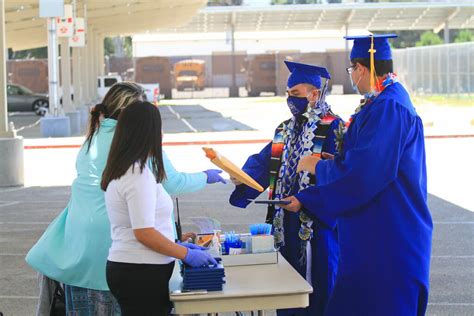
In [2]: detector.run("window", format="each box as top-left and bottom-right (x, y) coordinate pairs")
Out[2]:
(178, 70), (198, 76)
(104, 78), (118, 87)
(18, 85), (33, 95)
(7, 85), (20, 95)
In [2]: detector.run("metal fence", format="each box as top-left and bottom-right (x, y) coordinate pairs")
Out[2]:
(393, 42), (474, 95)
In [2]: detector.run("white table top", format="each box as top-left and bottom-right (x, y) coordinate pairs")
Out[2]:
(169, 254), (313, 314)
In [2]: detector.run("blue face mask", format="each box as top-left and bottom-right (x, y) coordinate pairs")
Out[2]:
(349, 72), (362, 95)
(286, 96), (308, 116)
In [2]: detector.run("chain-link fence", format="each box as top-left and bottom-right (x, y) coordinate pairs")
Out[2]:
(393, 42), (474, 96)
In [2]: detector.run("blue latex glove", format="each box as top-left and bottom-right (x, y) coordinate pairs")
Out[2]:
(179, 242), (207, 250)
(203, 169), (226, 184)
(183, 248), (218, 267)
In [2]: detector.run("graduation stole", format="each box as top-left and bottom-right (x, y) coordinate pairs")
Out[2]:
(267, 109), (337, 265)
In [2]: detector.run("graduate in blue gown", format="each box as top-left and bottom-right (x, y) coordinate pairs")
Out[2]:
(281, 34), (433, 316)
(230, 61), (343, 316)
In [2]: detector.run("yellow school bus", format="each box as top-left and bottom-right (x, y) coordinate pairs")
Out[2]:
(174, 59), (206, 91)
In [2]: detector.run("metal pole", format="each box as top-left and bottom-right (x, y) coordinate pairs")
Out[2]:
(444, 22), (450, 44)
(229, 12), (238, 98)
(60, 37), (74, 112)
(47, 18), (60, 116)
(72, 47), (82, 107)
(0, 0), (13, 137)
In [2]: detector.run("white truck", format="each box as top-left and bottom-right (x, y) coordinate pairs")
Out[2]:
(97, 74), (160, 104)
(97, 75), (122, 99)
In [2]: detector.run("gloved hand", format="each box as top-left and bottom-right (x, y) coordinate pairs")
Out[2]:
(183, 248), (218, 267)
(179, 242), (207, 250)
(203, 169), (226, 184)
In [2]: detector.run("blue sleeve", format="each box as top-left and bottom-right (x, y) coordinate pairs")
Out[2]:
(321, 118), (343, 156)
(229, 142), (272, 208)
(161, 150), (207, 195)
(296, 101), (412, 226)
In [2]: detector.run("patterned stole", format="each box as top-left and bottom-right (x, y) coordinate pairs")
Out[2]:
(266, 113), (338, 227)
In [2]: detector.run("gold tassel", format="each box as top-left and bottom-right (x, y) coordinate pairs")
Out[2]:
(368, 35), (377, 91)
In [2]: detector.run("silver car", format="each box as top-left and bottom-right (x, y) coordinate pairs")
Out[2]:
(7, 84), (49, 116)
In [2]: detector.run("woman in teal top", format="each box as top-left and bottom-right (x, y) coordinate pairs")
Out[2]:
(26, 82), (225, 314)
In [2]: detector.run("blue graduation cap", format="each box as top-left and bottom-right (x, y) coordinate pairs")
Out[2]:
(344, 34), (398, 61)
(284, 61), (331, 89)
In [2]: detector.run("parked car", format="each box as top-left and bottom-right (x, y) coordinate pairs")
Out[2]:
(7, 84), (49, 116)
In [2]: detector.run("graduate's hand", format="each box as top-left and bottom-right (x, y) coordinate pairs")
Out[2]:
(279, 196), (302, 213)
(297, 155), (321, 175)
(230, 176), (242, 186)
(322, 152), (335, 160)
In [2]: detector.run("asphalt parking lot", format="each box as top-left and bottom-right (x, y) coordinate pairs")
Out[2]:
(1, 95), (473, 315)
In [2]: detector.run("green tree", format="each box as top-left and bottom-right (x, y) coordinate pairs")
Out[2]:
(104, 37), (115, 56)
(416, 31), (443, 47)
(454, 29), (473, 43)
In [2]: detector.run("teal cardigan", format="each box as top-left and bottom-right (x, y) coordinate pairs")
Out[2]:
(25, 119), (206, 290)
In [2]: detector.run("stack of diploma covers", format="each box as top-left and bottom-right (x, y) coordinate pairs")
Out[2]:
(181, 259), (226, 292)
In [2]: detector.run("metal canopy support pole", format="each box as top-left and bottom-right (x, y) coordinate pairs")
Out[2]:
(60, 37), (74, 112)
(47, 18), (60, 116)
(89, 30), (96, 102)
(97, 34), (105, 76)
(0, 0), (12, 138)
(85, 33), (92, 103)
(0, 0), (24, 186)
(72, 47), (82, 107)
(94, 33), (101, 95)
(229, 12), (238, 98)
(444, 22), (450, 44)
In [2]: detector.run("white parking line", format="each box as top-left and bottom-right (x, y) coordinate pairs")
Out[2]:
(432, 255), (474, 258)
(0, 253), (25, 256)
(433, 221), (474, 224)
(428, 303), (474, 306)
(0, 222), (51, 225)
(0, 186), (26, 193)
(0, 295), (38, 300)
(0, 202), (20, 208)
(166, 106), (198, 133)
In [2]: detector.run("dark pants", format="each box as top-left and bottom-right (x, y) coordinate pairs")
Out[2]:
(106, 260), (175, 316)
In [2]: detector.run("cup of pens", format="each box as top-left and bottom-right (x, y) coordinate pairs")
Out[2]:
(223, 231), (243, 255)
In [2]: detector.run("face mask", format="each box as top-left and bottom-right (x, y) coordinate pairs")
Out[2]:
(350, 72), (362, 95)
(286, 96), (308, 117)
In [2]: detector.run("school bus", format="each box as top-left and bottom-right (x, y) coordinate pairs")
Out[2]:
(174, 59), (206, 91)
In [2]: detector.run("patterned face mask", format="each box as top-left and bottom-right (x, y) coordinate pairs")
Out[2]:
(286, 96), (308, 117)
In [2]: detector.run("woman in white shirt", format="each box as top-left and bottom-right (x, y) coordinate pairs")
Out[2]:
(101, 101), (217, 315)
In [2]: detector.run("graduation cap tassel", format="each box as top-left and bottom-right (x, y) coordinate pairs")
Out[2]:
(368, 35), (377, 91)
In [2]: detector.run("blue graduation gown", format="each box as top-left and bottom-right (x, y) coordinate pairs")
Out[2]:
(230, 118), (341, 316)
(296, 83), (432, 316)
